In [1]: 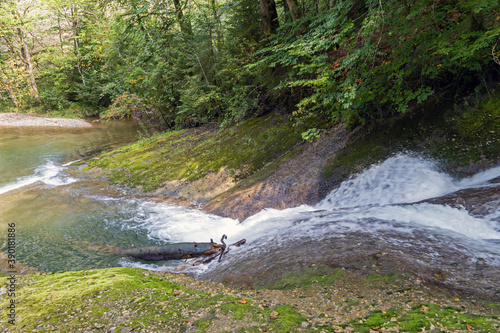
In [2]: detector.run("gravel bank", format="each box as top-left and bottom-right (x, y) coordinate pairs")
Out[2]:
(0, 112), (92, 128)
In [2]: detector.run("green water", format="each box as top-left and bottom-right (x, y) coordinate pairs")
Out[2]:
(0, 120), (163, 273)
(0, 121), (136, 187)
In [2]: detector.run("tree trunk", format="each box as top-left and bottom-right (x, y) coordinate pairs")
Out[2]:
(269, 0), (279, 34)
(3, 80), (19, 107)
(282, 0), (291, 23)
(72, 5), (86, 87)
(259, 0), (271, 36)
(210, 0), (222, 52)
(286, 0), (300, 21)
(17, 28), (41, 104)
(260, 0), (279, 36)
(173, 0), (192, 35)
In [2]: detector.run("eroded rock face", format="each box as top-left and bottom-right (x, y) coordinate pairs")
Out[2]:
(204, 124), (349, 220)
(150, 166), (235, 206)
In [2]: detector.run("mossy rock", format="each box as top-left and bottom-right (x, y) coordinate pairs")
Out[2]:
(323, 91), (500, 183)
(0, 268), (308, 332)
(85, 113), (313, 192)
(350, 303), (500, 333)
(263, 264), (344, 290)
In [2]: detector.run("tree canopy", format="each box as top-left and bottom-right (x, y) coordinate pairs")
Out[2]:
(0, 0), (498, 128)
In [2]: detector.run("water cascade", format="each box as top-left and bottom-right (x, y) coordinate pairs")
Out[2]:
(1, 127), (499, 295)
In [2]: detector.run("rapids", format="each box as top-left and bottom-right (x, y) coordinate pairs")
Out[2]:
(1, 125), (499, 296)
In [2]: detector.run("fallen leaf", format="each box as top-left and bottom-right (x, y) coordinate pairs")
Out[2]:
(108, 275), (115, 278)
(467, 324), (473, 330)
(327, 307), (333, 311)
(238, 299), (247, 304)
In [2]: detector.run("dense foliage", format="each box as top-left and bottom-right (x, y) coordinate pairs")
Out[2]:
(0, 0), (498, 128)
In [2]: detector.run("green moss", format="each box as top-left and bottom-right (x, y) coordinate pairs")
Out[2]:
(323, 92), (500, 182)
(350, 303), (500, 333)
(344, 299), (360, 306)
(264, 264), (343, 290)
(365, 272), (401, 284)
(261, 304), (308, 332)
(220, 299), (253, 320)
(85, 113), (309, 192)
(0, 267), (311, 332)
(192, 309), (217, 330)
(0, 268), (214, 331)
(2, 268), (498, 332)
(349, 308), (398, 332)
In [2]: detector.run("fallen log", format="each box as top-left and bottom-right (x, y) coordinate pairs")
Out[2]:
(122, 235), (246, 264)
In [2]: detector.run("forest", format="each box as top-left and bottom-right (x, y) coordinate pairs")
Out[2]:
(1, 0), (499, 130)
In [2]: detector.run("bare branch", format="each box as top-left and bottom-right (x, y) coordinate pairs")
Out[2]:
(493, 39), (500, 66)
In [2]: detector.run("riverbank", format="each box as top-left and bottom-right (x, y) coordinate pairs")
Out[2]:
(0, 113), (92, 128)
(1, 267), (499, 332)
(76, 92), (500, 300)
(1, 92), (499, 331)
(83, 92), (500, 221)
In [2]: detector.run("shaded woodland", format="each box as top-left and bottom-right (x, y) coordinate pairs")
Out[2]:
(0, 0), (499, 129)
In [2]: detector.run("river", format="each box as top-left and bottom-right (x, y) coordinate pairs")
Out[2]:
(1, 124), (499, 298)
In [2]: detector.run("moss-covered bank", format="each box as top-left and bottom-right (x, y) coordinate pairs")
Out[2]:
(0, 267), (305, 332)
(83, 91), (500, 220)
(83, 112), (340, 219)
(324, 92), (500, 182)
(1, 267), (499, 332)
(4, 94), (500, 330)
(86, 113), (309, 192)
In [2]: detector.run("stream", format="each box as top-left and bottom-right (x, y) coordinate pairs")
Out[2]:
(1, 125), (499, 298)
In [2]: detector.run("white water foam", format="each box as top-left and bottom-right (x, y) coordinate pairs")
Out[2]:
(456, 165), (500, 188)
(124, 153), (500, 263)
(317, 154), (459, 209)
(348, 204), (500, 240)
(62, 159), (83, 167)
(134, 202), (242, 243)
(0, 160), (77, 194)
